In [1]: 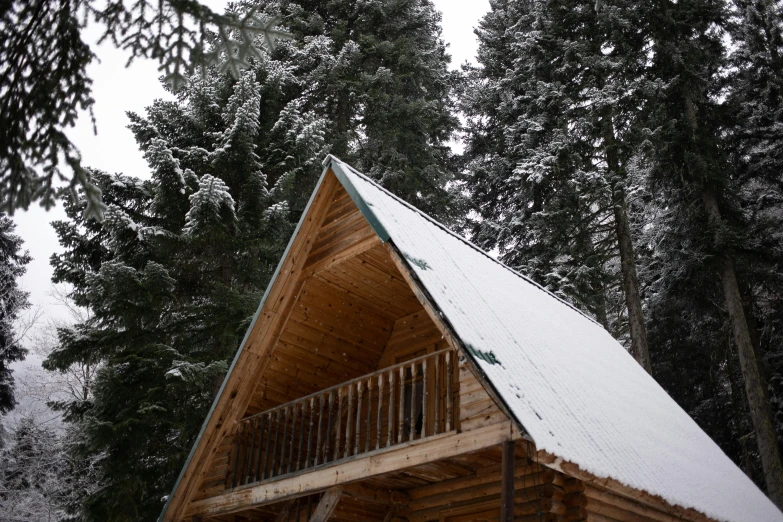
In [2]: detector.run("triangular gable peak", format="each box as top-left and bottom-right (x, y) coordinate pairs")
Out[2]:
(162, 157), (783, 522)
(162, 161), (512, 521)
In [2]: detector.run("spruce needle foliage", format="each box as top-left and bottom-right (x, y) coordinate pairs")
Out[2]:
(0, 0), (289, 220)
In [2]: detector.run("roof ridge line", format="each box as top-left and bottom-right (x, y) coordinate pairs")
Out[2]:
(325, 155), (600, 328)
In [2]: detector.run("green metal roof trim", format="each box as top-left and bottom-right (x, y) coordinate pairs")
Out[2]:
(324, 155), (390, 242)
(158, 161), (341, 521)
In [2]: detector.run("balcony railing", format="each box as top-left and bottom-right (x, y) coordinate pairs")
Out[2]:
(227, 349), (458, 490)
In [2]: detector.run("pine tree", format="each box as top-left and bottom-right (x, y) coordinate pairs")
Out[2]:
(725, 0), (783, 488)
(462, 0), (651, 353)
(0, 415), (67, 521)
(0, 215), (31, 414)
(637, 0), (783, 505)
(0, 0), (288, 217)
(281, 0), (463, 222)
(44, 2), (460, 518)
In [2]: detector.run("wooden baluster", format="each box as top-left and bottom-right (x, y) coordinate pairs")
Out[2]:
(279, 406), (290, 476)
(345, 383), (354, 458)
(297, 401), (306, 471)
(245, 418), (257, 484)
(376, 374), (383, 450)
(230, 423), (242, 488)
(387, 371), (394, 447)
(398, 366), (405, 443)
(434, 352), (440, 435)
(410, 362), (418, 440)
(315, 395), (324, 466)
(335, 387), (343, 461)
(422, 358), (429, 438)
(306, 398), (315, 470)
(287, 404), (298, 474)
(446, 351), (453, 432)
(262, 412), (272, 479)
(325, 391), (334, 463)
(271, 409), (282, 478)
(238, 423), (247, 487)
(355, 381), (363, 455)
(365, 379), (372, 453)
(255, 414), (266, 482)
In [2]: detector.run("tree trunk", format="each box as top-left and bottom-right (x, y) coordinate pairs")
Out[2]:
(703, 191), (783, 507)
(612, 192), (652, 374)
(724, 320), (755, 478)
(602, 110), (652, 373)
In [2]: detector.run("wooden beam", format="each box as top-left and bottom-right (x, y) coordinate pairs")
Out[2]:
(303, 233), (381, 277)
(309, 487), (342, 522)
(186, 420), (520, 518)
(500, 440), (514, 522)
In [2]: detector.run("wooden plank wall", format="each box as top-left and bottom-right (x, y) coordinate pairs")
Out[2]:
(459, 360), (505, 432)
(378, 310), (449, 366)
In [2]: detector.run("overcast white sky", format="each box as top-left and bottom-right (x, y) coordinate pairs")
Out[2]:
(12, 0), (490, 344)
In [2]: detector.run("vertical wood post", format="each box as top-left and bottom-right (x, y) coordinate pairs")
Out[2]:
(272, 409), (282, 478)
(306, 398), (315, 470)
(325, 391), (334, 463)
(287, 405), (298, 474)
(500, 440), (515, 522)
(365, 379), (372, 453)
(377, 374), (383, 450)
(422, 358), (428, 437)
(255, 414), (266, 482)
(387, 371), (394, 447)
(336, 387), (344, 461)
(398, 366), (405, 442)
(263, 412), (272, 479)
(315, 395), (324, 466)
(445, 351), (453, 432)
(355, 381), (363, 455)
(346, 383), (354, 458)
(296, 403), (306, 472)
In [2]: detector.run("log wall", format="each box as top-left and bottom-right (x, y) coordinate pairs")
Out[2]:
(406, 449), (587, 522)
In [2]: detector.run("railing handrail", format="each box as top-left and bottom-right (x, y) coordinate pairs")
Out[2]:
(242, 347), (456, 422)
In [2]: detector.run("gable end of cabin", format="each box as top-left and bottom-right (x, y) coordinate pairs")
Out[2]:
(162, 163), (725, 522)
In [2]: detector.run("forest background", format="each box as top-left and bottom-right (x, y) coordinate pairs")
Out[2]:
(1, 0), (782, 520)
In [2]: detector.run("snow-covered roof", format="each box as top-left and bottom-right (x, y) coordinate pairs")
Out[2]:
(327, 156), (783, 522)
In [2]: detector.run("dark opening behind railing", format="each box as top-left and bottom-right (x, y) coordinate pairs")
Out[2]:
(227, 349), (458, 489)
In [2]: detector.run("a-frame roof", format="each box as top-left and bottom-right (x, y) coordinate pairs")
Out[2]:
(162, 156), (783, 522)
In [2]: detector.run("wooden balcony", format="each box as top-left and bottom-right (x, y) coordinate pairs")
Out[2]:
(226, 349), (459, 491)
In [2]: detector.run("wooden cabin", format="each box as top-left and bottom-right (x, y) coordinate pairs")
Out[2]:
(160, 157), (783, 522)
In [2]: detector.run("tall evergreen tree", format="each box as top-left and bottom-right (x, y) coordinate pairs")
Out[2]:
(46, 64), (324, 520)
(45, 1), (460, 519)
(279, 0), (463, 222)
(0, 215), (31, 414)
(638, 0), (783, 504)
(462, 0), (651, 362)
(463, 0), (614, 324)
